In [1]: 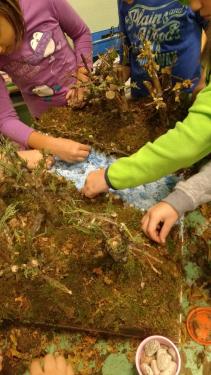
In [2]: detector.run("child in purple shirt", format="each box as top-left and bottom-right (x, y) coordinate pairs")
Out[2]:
(0, 0), (92, 168)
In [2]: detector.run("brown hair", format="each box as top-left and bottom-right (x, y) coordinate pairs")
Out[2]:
(0, 0), (25, 46)
(202, 24), (211, 72)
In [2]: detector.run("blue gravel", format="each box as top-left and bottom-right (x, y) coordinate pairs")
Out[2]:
(53, 149), (179, 210)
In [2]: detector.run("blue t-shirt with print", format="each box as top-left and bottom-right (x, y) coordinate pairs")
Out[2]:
(118, 0), (206, 97)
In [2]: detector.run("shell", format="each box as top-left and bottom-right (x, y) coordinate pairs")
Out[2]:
(151, 359), (160, 375)
(140, 363), (154, 375)
(144, 339), (160, 357)
(157, 352), (171, 371)
(168, 348), (177, 362)
(160, 361), (177, 375)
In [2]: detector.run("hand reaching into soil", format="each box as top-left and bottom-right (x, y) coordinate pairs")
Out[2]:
(28, 132), (91, 163)
(30, 354), (74, 375)
(17, 150), (54, 170)
(51, 138), (91, 163)
(82, 169), (109, 198)
(141, 202), (179, 244)
(66, 67), (90, 109)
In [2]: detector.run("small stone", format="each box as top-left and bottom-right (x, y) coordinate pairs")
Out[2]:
(144, 339), (160, 357)
(140, 363), (154, 375)
(140, 351), (152, 365)
(11, 265), (19, 273)
(168, 348), (177, 362)
(160, 361), (177, 375)
(31, 259), (39, 267)
(161, 345), (169, 351)
(157, 352), (171, 371)
(151, 359), (160, 375)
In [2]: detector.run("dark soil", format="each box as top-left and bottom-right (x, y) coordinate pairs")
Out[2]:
(36, 98), (188, 156)
(0, 98), (186, 373)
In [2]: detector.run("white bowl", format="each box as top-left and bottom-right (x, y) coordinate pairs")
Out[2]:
(135, 335), (181, 375)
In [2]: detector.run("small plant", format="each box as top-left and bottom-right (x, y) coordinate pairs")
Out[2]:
(137, 39), (192, 126)
(69, 50), (133, 113)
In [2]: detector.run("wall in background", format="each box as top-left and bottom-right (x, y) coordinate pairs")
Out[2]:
(68, 0), (118, 32)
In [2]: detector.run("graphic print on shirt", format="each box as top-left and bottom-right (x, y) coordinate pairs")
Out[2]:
(29, 31), (62, 98)
(125, 1), (187, 67)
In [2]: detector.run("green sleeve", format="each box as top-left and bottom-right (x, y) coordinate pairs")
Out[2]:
(107, 83), (211, 190)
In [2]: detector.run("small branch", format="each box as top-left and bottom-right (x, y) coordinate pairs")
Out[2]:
(146, 256), (162, 275)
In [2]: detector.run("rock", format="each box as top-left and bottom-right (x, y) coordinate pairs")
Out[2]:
(151, 359), (160, 375)
(161, 345), (169, 351)
(140, 363), (154, 375)
(140, 351), (153, 365)
(160, 361), (177, 375)
(157, 351), (171, 371)
(144, 339), (160, 357)
(168, 348), (177, 362)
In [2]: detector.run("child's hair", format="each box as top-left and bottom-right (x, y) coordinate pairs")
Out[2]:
(202, 24), (211, 73)
(0, 0), (25, 46)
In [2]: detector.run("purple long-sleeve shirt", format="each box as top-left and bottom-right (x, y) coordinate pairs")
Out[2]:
(0, 0), (92, 147)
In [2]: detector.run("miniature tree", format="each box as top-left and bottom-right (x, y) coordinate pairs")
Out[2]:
(69, 49), (132, 113)
(137, 39), (192, 126)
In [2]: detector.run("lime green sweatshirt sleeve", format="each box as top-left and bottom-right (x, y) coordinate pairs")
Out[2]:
(107, 83), (211, 190)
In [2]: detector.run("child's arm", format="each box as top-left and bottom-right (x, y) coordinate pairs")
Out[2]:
(163, 160), (211, 215)
(106, 83), (211, 189)
(82, 82), (211, 197)
(141, 160), (211, 244)
(50, 0), (92, 69)
(0, 76), (33, 148)
(0, 77), (90, 162)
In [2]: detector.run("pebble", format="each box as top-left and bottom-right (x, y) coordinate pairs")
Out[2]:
(144, 339), (160, 357)
(140, 363), (154, 375)
(157, 351), (172, 372)
(151, 359), (160, 375)
(168, 348), (177, 362)
(160, 361), (177, 375)
(140, 351), (153, 365)
(139, 340), (178, 375)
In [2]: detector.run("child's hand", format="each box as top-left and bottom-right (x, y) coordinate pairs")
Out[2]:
(82, 169), (109, 198)
(141, 202), (179, 244)
(51, 138), (91, 163)
(17, 150), (54, 170)
(66, 67), (90, 108)
(30, 354), (74, 375)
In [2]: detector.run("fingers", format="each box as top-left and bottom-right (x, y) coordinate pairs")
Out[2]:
(44, 354), (57, 373)
(81, 186), (96, 199)
(30, 359), (44, 375)
(67, 363), (75, 375)
(141, 203), (179, 244)
(30, 355), (75, 375)
(66, 89), (76, 101)
(56, 355), (67, 374)
(46, 156), (55, 169)
(77, 87), (85, 103)
(79, 144), (91, 152)
(145, 214), (161, 243)
(159, 217), (176, 244)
